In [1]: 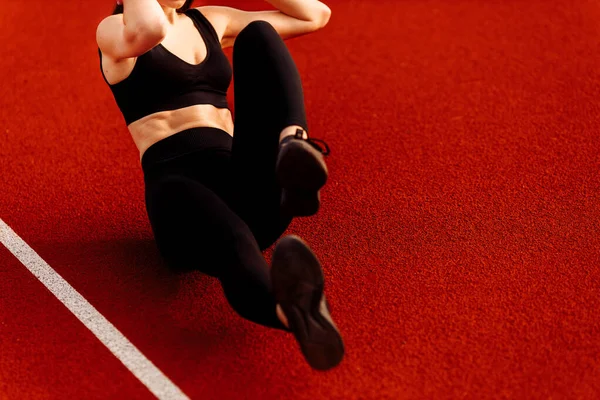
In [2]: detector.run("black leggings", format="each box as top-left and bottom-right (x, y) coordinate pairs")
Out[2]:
(142, 21), (310, 330)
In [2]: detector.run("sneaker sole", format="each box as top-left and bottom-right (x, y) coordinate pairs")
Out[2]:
(276, 141), (328, 216)
(271, 235), (345, 371)
(280, 189), (321, 217)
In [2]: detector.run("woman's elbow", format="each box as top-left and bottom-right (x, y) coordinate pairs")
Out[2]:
(315, 4), (332, 29)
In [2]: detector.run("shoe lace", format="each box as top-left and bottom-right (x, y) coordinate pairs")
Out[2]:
(295, 128), (331, 156)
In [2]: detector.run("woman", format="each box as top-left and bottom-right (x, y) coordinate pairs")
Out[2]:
(96, 0), (344, 371)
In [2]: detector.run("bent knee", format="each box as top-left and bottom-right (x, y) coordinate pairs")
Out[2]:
(242, 20), (277, 35)
(235, 20), (279, 49)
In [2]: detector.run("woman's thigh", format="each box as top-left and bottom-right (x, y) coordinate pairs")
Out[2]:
(145, 174), (258, 275)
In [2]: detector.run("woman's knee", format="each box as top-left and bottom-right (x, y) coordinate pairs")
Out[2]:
(234, 20), (281, 52)
(240, 20), (278, 38)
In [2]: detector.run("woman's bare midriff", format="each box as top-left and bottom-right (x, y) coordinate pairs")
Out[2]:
(129, 104), (234, 160)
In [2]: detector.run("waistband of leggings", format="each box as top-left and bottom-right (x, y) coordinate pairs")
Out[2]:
(141, 127), (233, 172)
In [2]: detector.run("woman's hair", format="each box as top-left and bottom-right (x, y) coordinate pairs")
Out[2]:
(113, 0), (195, 15)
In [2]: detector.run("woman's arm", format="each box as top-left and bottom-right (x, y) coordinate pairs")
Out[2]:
(200, 0), (331, 48)
(96, 0), (168, 61)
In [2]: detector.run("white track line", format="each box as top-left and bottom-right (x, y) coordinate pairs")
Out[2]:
(0, 218), (190, 400)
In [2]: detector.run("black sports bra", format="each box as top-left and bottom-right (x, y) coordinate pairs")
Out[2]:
(99, 8), (232, 125)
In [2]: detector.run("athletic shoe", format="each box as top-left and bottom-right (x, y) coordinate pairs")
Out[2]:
(276, 128), (331, 217)
(271, 235), (344, 370)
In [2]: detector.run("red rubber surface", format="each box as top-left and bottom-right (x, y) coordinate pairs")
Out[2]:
(1, 0), (599, 398)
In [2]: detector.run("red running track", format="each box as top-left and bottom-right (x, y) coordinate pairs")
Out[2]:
(1, 0), (600, 398)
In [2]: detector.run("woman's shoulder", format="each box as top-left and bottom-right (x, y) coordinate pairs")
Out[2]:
(191, 6), (231, 46)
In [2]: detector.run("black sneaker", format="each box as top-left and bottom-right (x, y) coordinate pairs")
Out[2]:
(271, 235), (345, 371)
(276, 128), (331, 217)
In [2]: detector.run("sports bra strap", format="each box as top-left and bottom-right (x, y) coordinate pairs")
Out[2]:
(185, 8), (221, 46)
